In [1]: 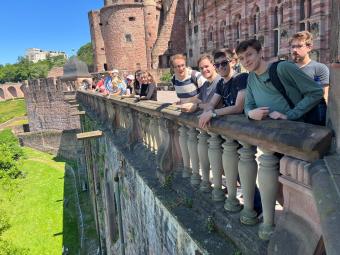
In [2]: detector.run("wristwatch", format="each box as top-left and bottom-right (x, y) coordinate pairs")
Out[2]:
(211, 110), (217, 118)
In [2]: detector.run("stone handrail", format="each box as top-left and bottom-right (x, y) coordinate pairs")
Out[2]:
(78, 90), (331, 162)
(77, 89), (332, 250)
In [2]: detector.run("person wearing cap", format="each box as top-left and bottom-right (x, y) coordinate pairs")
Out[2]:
(124, 74), (134, 95)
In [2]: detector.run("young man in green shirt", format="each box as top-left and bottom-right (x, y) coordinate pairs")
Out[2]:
(236, 39), (322, 121)
(235, 39), (323, 240)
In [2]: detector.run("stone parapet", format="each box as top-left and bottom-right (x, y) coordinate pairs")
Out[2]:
(77, 90), (333, 254)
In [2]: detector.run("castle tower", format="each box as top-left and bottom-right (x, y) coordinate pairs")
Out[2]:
(88, 10), (107, 72)
(143, 0), (160, 69)
(99, 2), (148, 71)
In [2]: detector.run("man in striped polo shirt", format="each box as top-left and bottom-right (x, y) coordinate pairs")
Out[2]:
(170, 54), (206, 112)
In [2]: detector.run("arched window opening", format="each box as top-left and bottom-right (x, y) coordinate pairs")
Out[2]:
(300, 0), (305, 20)
(274, 6), (279, 27)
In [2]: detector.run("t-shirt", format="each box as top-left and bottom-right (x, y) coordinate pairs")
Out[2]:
(245, 61), (323, 120)
(299, 60), (329, 87)
(140, 84), (148, 97)
(172, 69), (206, 102)
(198, 74), (222, 104)
(215, 73), (248, 107)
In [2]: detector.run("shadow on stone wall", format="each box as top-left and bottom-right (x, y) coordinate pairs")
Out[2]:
(17, 129), (81, 161)
(51, 156), (99, 254)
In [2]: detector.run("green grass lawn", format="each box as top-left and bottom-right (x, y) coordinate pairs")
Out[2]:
(0, 99), (27, 124)
(0, 147), (80, 255)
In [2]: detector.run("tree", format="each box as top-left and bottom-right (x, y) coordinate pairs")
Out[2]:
(0, 55), (66, 83)
(77, 42), (94, 67)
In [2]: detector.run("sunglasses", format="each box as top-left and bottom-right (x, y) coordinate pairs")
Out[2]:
(214, 60), (229, 69)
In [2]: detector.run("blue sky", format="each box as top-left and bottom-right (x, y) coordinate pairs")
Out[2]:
(0, 0), (103, 65)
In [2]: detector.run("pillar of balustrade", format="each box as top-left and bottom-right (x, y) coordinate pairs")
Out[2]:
(137, 113), (144, 145)
(178, 125), (191, 178)
(221, 136), (241, 212)
(197, 129), (211, 192)
(187, 127), (201, 186)
(257, 148), (279, 240)
(145, 116), (152, 150)
(98, 98), (106, 124)
(105, 101), (115, 131)
(238, 142), (258, 225)
(139, 113), (147, 146)
(150, 117), (160, 154)
(207, 132), (224, 202)
(156, 118), (175, 183)
(141, 115), (149, 149)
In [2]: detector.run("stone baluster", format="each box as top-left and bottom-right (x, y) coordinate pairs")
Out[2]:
(95, 97), (100, 117)
(121, 107), (126, 129)
(171, 124), (183, 172)
(197, 130), (211, 192)
(238, 142), (258, 225)
(257, 148), (279, 240)
(221, 136), (241, 212)
(99, 99), (107, 125)
(105, 101), (116, 131)
(145, 116), (152, 150)
(187, 127), (201, 186)
(207, 132), (224, 202)
(150, 117), (160, 153)
(178, 125), (191, 178)
(140, 113), (149, 147)
(156, 118), (175, 183)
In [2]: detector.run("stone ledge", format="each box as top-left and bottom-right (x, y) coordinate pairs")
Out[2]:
(78, 91), (332, 162)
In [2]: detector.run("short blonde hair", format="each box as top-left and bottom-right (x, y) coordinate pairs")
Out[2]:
(290, 31), (313, 46)
(197, 54), (214, 67)
(169, 54), (186, 68)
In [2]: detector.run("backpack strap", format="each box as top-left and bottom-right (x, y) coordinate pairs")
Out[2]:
(268, 60), (295, 109)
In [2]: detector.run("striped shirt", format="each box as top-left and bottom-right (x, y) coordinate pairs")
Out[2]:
(172, 69), (206, 103)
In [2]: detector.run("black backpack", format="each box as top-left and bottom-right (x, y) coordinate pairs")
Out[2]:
(268, 61), (327, 126)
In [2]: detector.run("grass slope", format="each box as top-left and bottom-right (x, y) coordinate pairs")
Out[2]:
(0, 99), (26, 124)
(0, 147), (79, 254)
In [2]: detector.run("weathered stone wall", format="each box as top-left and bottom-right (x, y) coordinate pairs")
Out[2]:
(80, 114), (240, 255)
(22, 78), (80, 132)
(185, 0), (331, 65)
(88, 10), (107, 72)
(17, 129), (80, 160)
(328, 64), (340, 153)
(99, 3), (148, 71)
(89, 0), (186, 72)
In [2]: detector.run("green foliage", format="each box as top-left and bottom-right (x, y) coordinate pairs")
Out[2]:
(0, 147), (79, 254)
(77, 42), (93, 67)
(0, 129), (24, 179)
(0, 210), (10, 236)
(0, 99), (27, 124)
(0, 239), (29, 255)
(0, 210), (28, 255)
(0, 55), (66, 83)
(206, 216), (216, 233)
(160, 71), (172, 83)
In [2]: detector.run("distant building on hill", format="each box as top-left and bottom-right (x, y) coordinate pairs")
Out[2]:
(25, 48), (67, 63)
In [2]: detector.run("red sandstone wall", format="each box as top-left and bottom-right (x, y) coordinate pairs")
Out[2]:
(186, 0), (331, 64)
(100, 4), (148, 71)
(89, 10), (107, 72)
(23, 78), (80, 132)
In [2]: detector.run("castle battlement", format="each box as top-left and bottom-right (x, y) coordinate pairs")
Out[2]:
(23, 77), (79, 132)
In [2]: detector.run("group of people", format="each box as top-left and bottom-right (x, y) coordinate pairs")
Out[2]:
(170, 30), (329, 239)
(172, 30), (329, 127)
(91, 69), (157, 101)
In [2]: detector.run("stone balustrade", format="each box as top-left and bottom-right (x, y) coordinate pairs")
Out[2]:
(77, 90), (332, 251)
